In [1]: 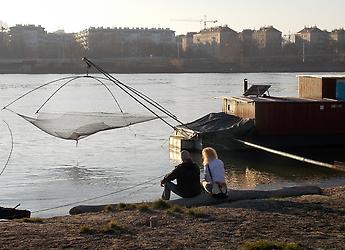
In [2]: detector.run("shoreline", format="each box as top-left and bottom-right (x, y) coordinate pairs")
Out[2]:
(1, 185), (344, 249)
(1, 58), (345, 74)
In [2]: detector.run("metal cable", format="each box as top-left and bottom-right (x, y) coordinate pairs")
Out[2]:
(82, 58), (180, 129)
(90, 76), (177, 119)
(35, 76), (83, 113)
(2, 76), (80, 110)
(2, 75), (124, 115)
(35, 75), (123, 114)
(0, 120), (14, 176)
(31, 174), (165, 214)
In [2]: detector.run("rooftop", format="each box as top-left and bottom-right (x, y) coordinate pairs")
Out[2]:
(297, 75), (345, 79)
(200, 25), (237, 34)
(331, 28), (345, 33)
(257, 26), (281, 33)
(298, 26), (325, 34)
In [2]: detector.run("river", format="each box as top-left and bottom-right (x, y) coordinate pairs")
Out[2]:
(0, 72), (345, 217)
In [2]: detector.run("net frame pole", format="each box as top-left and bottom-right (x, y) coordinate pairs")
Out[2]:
(82, 58), (179, 129)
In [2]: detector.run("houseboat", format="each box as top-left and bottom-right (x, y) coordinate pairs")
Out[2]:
(170, 75), (345, 151)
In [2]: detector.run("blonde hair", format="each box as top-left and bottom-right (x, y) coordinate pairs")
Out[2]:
(202, 147), (218, 166)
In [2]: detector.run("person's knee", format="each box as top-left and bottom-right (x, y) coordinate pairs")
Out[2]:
(164, 181), (174, 189)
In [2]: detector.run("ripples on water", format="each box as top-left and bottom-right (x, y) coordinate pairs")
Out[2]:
(0, 72), (345, 217)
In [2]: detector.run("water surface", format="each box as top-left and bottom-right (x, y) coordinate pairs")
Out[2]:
(0, 72), (344, 217)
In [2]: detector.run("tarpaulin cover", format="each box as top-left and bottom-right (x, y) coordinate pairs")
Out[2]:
(175, 112), (254, 139)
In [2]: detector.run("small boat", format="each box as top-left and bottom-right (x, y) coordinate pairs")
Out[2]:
(170, 75), (345, 151)
(0, 206), (31, 220)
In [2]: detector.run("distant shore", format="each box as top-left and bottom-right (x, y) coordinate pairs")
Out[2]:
(1, 58), (345, 74)
(1, 185), (344, 249)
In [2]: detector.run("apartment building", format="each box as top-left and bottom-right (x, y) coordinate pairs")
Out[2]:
(252, 26), (282, 50)
(75, 27), (175, 50)
(0, 30), (9, 47)
(330, 29), (345, 43)
(239, 29), (254, 43)
(191, 26), (242, 62)
(181, 32), (196, 52)
(9, 24), (47, 57)
(295, 26), (329, 48)
(47, 30), (81, 58)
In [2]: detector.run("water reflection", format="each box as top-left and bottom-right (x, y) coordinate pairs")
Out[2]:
(228, 168), (278, 189)
(170, 147), (345, 190)
(47, 162), (127, 186)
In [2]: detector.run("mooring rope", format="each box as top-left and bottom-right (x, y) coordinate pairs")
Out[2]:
(31, 174), (165, 214)
(0, 120), (14, 176)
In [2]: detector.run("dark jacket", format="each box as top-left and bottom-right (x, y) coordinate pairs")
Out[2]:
(163, 159), (201, 198)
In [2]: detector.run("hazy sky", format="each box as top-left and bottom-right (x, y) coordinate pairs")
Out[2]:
(0, 0), (344, 35)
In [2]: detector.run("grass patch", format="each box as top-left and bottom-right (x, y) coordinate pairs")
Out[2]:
(80, 226), (95, 234)
(116, 203), (136, 211)
(22, 217), (43, 223)
(137, 203), (151, 212)
(170, 205), (185, 213)
(100, 220), (127, 234)
(243, 240), (302, 250)
(80, 221), (130, 235)
(103, 204), (115, 212)
(152, 199), (171, 210)
(186, 207), (209, 218)
(80, 220), (131, 235)
(117, 203), (127, 210)
(166, 205), (185, 215)
(103, 203), (137, 212)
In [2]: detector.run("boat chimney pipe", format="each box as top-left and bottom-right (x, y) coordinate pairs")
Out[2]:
(244, 79), (248, 93)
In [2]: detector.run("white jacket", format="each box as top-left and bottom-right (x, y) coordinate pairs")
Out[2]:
(203, 159), (225, 183)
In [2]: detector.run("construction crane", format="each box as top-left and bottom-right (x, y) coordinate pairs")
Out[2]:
(171, 15), (218, 30)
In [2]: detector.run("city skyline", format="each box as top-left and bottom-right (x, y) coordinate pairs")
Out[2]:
(0, 0), (344, 35)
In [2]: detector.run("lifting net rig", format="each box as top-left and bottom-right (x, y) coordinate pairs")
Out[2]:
(2, 58), (185, 143)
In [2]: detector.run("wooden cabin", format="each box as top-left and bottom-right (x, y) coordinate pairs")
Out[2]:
(223, 76), (345, 136)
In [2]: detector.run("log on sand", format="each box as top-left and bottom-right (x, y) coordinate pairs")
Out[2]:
(69, 185), (321, 215)
(170, 185), (321, 207)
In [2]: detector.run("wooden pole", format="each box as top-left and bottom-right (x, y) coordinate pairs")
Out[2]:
(235, 139), (345, 172)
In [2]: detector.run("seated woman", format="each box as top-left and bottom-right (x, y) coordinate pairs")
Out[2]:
(160, 150), (201, 200)
(201, 147), (228, 198)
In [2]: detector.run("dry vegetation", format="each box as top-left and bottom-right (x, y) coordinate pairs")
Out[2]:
(0, 186), (344, 249)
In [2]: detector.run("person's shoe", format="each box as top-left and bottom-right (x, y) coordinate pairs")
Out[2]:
(161, 191), (170, 200)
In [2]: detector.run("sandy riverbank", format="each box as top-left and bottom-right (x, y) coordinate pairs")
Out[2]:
(1, 186), (344, 249)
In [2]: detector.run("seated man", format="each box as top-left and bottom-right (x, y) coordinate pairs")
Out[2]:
(160, 150), (201, 200)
